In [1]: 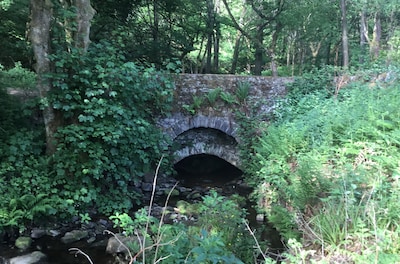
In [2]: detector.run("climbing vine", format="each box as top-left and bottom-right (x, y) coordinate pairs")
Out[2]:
(48, 42), (175, 214)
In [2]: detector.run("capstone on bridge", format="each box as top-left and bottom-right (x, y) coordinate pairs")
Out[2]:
(157, 74), (292, 170)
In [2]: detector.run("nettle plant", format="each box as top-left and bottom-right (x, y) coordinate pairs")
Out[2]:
(48, 42), (175, 214)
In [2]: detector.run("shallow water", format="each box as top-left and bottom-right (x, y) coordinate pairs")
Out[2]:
(0, 236), (114, 264)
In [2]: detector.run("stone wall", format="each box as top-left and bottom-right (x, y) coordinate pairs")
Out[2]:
(157, 74), (292, 167)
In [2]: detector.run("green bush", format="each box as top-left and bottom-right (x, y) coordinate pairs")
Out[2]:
(110, 191), (258, 263)
(0, 62), (36, 89)
(243, 64), (400, 261)
(47, 42), (175, 214)
(0, 130), (66, 232)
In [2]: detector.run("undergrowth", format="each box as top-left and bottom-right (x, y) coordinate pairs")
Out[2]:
(243, 64), (400, 263)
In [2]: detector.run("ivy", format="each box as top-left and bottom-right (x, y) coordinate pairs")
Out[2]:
(47, 41), (175, 214)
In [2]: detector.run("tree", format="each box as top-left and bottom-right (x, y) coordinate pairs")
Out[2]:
(0, 0), (31, 68)
(222, 0), (285, 76)
(29, 0), (55, 154)
(340, 0), (349, 67)
(29, 0), (95, 154)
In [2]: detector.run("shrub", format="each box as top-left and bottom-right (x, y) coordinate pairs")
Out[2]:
(48, 42), (175, 214)
(110, 191), (259, 263)
(242, 64), (400, 262)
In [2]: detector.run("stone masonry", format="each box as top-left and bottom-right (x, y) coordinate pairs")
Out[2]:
(157, 74), (292, 168)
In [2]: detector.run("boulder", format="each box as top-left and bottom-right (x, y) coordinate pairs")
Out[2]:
(15, 236), (32, 251)
(30, 228), (46, 239)
(0, 256), (9, 264)
(61, 230), (89, 244)
(106, 233), (152, 256)
(9, 251), (47, 264)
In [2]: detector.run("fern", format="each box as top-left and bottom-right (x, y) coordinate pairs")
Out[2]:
(6, 193), (59, 227)
(206, 87), (221, 106)
(220, 91), (237, 105)
(235, 81), (250, 104)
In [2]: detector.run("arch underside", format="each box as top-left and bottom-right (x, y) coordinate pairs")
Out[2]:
(173, 127), (240, 168)
(158, 114), (239, 141)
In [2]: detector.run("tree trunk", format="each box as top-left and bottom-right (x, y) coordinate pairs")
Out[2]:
(269, 22), (281, 77)
(29, 0), (95, 155)
(370, 12), (381, 60)
(152, 0), (160, 66)
(253, 26), (263, 76)
(309, 41), (321, 65)
(340, 0), (349, 67)
(205, 0), (214, 73)
(230, 2), (246, 74)
(212, 0), (220, 73)
(73, 0), (95, 52)
(29, 0), (57, 155)
(360, 10), (368, 64)
(230, 33), (242, 74)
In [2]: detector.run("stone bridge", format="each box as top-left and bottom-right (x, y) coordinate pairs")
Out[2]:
(157, 74), (292, 170)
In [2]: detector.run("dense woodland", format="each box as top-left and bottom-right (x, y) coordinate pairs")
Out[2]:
(2, 0), (400, 74)
(1, 0), (400, 263)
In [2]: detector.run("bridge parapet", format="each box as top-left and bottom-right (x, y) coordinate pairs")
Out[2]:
(172, 74), (291, 117)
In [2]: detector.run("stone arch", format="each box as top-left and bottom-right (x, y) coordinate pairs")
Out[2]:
(157, 114), (241, 168)
(158, 114), (239, 142)
(173, 127), (240, 167)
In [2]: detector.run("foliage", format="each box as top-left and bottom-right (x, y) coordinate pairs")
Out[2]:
(0, 63), (62, 232)
(242, 64), (400, 260)
(46, 41), (175, 214)
(0, 62), (36, 89)
(220, 91), (238, 105)
(183, 95), (204, 115)
(186, 229), (244, 264)
(3, 0), (400, 73)
(110, 191), (258, 263)
(0, 63), (37, 143)
(0, 194), (59, 232)
(0, 0), (31, 68)
(235, 81), (250, 104)
(196, 190), (257, 261)
(0, 130), (66, 232)
(206, 87), (222, 106)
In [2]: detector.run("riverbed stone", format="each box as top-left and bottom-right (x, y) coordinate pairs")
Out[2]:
(9, 251), (47, 264)
(30, 228), (46, 239)
(106, 233), (153, 256)
(61, 230), (89, 244)
(256, 214), (264, 222)
(141, 183), (153, 192)
(15, 236), (32, 251)
(47, 229), (61, 237)
(164, 188), (180, 197)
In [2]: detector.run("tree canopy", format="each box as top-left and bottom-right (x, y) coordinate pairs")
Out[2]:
(1, 0), (400, 74)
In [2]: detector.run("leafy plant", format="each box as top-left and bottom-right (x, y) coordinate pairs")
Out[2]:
(220, 91), (237, 105)
(46, 42), (175, 214)
(107, 191), (258, 263)
(206, 87), (222, 106)
(235, 81), (250, 104)
(185, 229), (244, 264)
(79, 213), (91, 225)
(196, 190), (258, 262)
(183, 95), (204, 115)
(242, 65), (400, 261)
(0, 193), (61, 233)
(0, 62), (36, 89)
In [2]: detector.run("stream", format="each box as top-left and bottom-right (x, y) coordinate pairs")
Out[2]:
(0, 154), (283, 263)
